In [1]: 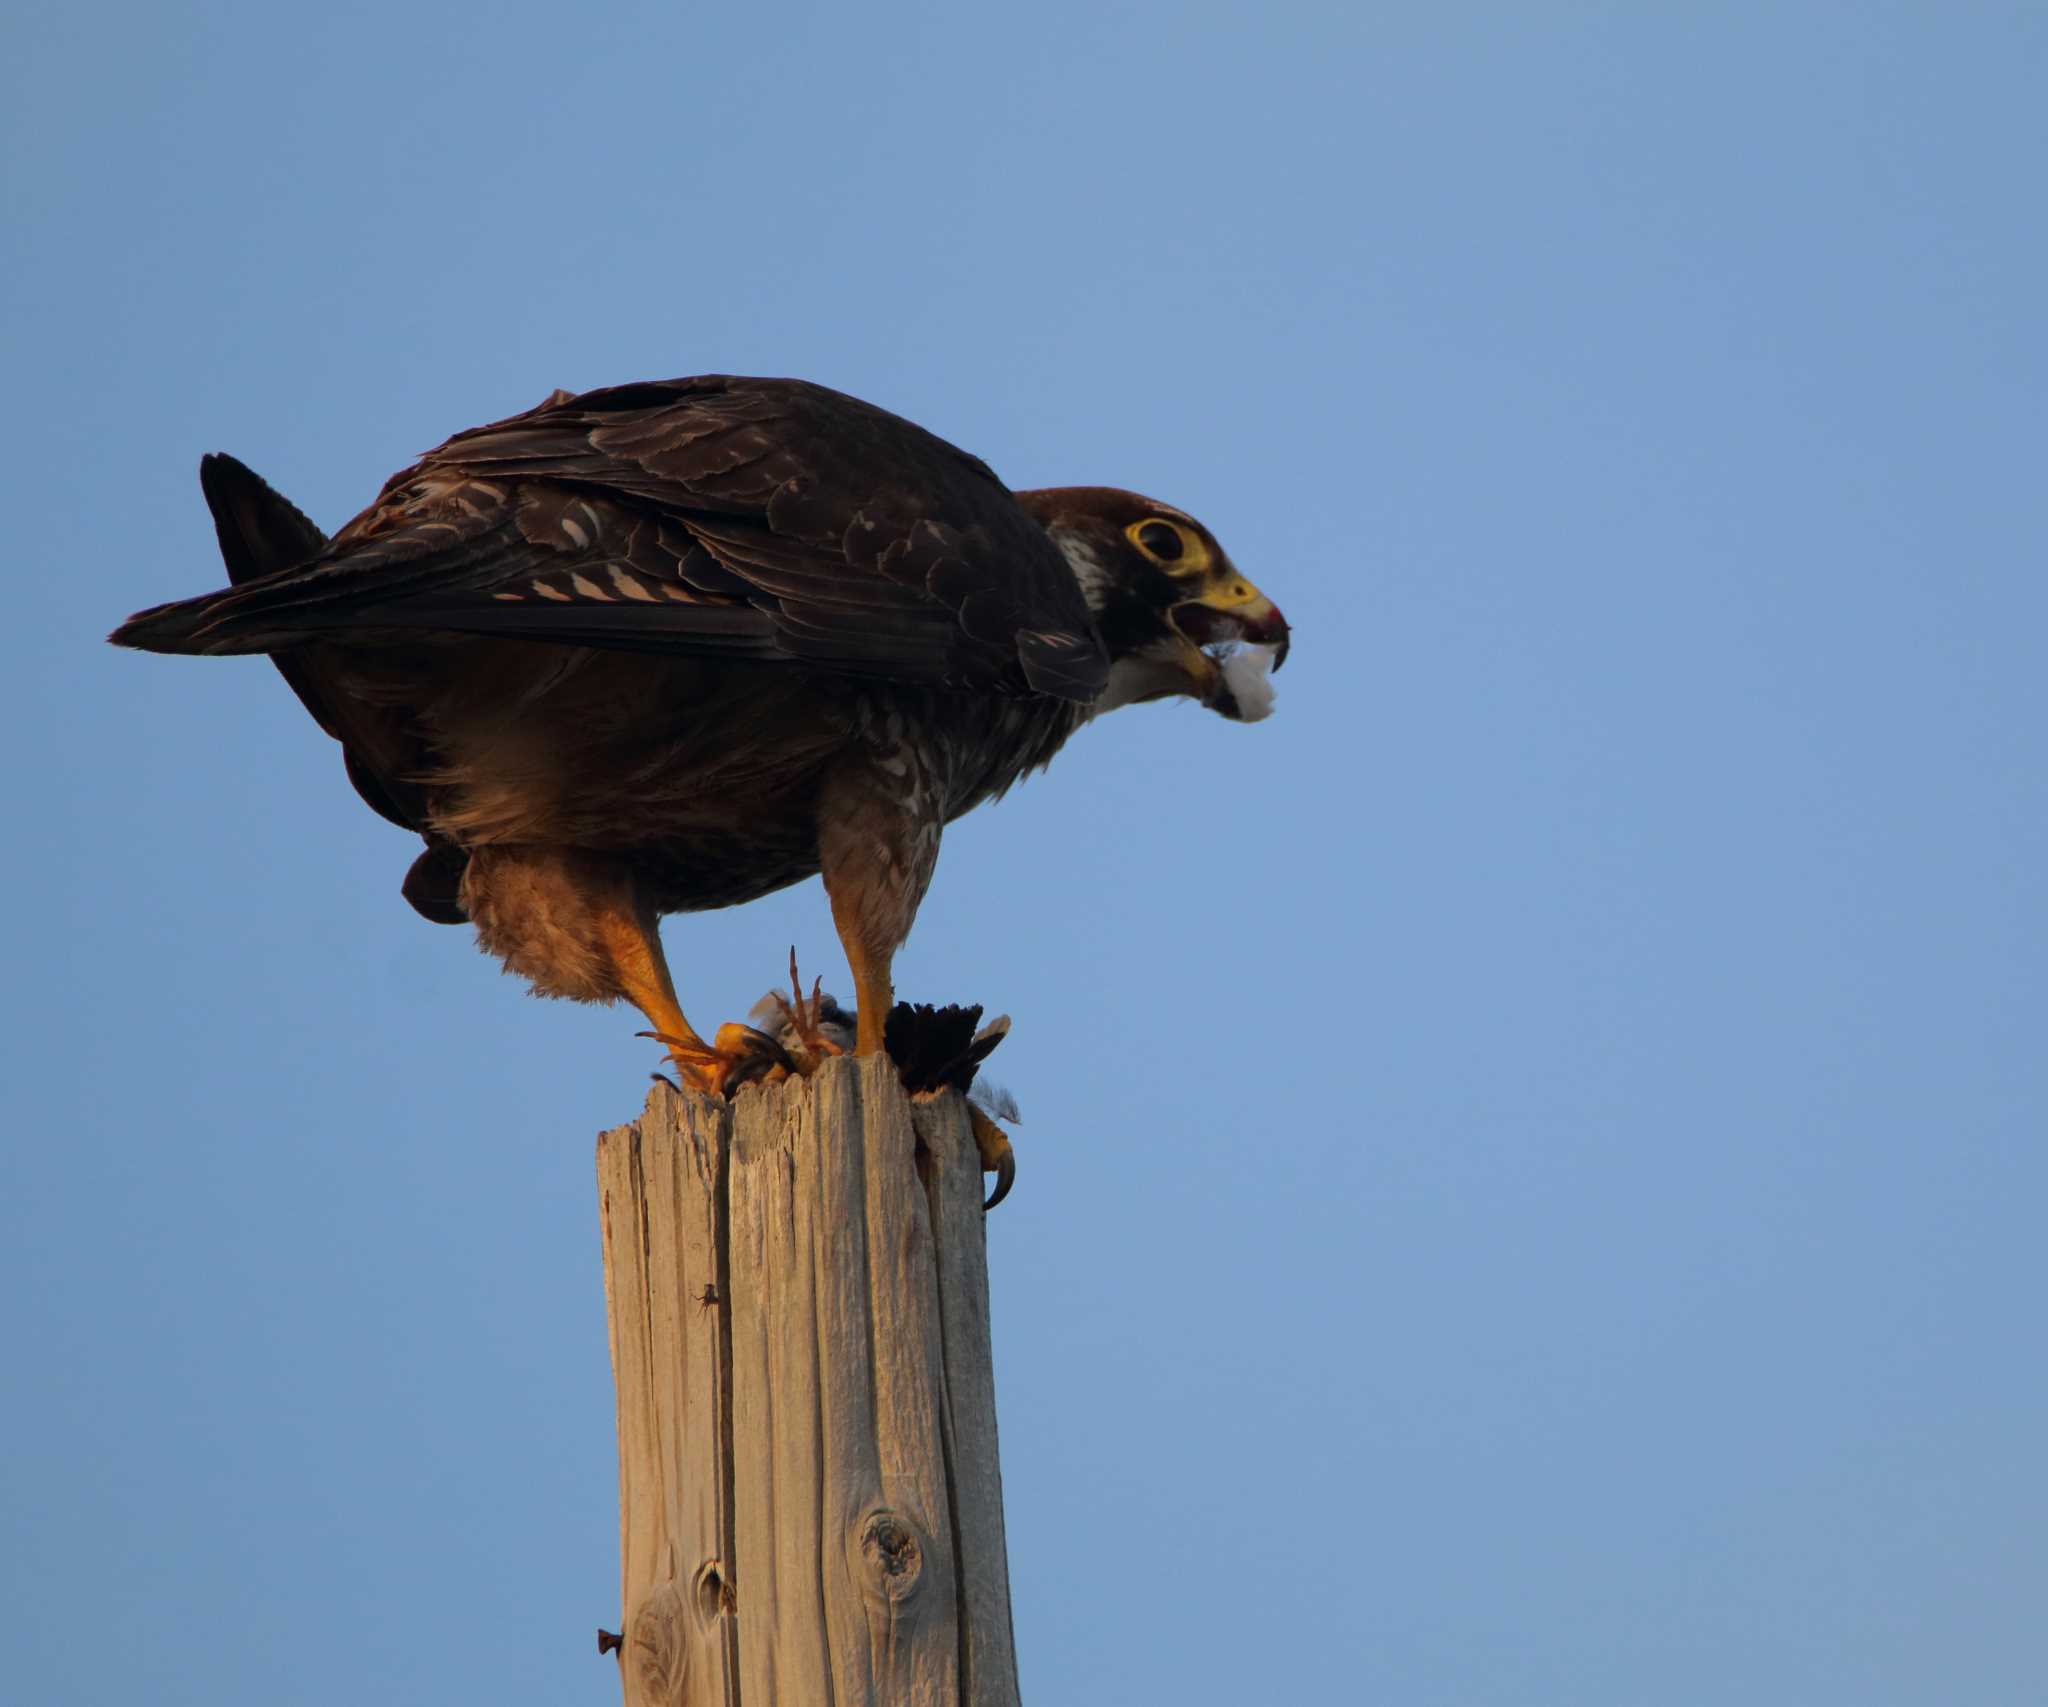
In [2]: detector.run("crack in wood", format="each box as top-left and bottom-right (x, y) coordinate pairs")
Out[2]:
(599, 1060), (1019, 1703)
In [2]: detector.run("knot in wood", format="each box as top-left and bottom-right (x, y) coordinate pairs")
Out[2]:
(850, 1506), (928, 1607)
(627, 1581), (688, 1705)
(692, 1558), (734, 1627)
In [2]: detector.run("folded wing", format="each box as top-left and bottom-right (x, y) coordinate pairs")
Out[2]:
(114, 376), (1108, 702)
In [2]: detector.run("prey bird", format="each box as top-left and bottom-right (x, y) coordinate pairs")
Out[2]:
(747, 971), (1023, 1208)
(112, 375), (1289, 1180)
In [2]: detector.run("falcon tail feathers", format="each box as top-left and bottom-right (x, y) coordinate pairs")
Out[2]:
(112, 585), (788, 658)
(109, 453), (328, 656)
(108, 589), (260, 654)
(109, 456), (433, 839)
(205, 453), (327, 587)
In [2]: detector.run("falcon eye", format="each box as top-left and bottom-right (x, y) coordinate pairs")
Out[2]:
(1130, 518), (1188, 564)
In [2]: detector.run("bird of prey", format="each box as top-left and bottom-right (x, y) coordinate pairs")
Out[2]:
(112, 375), (1289, 1126)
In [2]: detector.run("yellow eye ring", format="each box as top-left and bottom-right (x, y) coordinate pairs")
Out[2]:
(1127, 517), (1195, 565)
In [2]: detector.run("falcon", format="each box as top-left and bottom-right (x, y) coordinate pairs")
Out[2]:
(112, 375), (1289, 1132)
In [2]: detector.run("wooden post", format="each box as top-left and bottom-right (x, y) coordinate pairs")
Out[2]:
(597, 1053), (1022, 1706)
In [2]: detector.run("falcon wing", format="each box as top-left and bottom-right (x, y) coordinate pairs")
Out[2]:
(115, 376), (1108, 702)
(198, 452), (427, 834)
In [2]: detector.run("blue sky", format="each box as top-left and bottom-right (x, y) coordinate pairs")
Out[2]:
(5, 2), (2045, 1702)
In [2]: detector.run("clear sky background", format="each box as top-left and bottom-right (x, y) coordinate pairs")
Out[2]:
(5, 3), (2044, 1702)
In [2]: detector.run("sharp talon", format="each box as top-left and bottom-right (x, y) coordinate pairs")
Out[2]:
(984, 1148), (1016, 1212)
(651, 1071), (682, 1092)
(725, 1057), (771, 1092)
(969, 1101), (1016, 1211)
(712, 1021), (792, 1063)
(719, 1021), (799, 1091)
(715, 1021), (795, 1090)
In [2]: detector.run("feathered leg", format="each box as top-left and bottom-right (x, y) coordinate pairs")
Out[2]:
(815, 748), (1021, 1205)
(816, 754), (943, 1059)
(460, 846), (783, 1093)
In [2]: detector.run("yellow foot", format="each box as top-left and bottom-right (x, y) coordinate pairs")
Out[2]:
(638, 1024), (794, 1096)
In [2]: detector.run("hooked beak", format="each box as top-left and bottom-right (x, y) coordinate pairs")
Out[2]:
(1165, 583), (1290, 722)
(1238, 597), (1290, 669)
(1171, 587), (1291, 670)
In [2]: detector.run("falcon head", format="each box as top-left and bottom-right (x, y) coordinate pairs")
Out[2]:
(1016, 487), (1290, 721)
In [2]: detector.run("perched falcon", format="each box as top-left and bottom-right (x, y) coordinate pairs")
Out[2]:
(112, 375), (1289, 1123)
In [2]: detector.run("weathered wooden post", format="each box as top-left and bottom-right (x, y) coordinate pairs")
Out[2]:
(597, 1053), (1022, 1705)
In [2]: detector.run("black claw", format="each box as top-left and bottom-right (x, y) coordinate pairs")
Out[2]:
(723, 1024), (796, 1091)
(983, 1150), (1016, 1213)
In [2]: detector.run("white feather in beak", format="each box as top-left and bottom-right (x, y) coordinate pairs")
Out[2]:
(1212, 640), (1279, 722)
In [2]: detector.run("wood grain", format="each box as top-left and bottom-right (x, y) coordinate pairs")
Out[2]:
(598, 1056), (1020, 1705)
